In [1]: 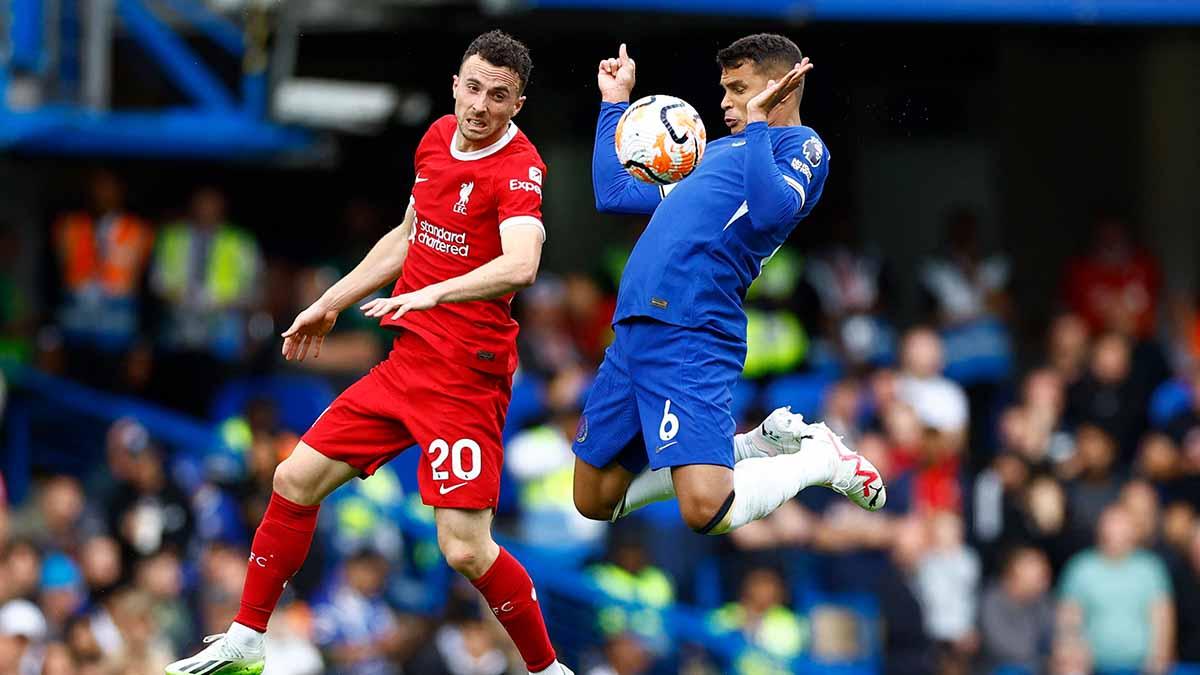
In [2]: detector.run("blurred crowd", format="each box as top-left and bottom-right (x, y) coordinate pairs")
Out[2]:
(3, 169), (1200, 675)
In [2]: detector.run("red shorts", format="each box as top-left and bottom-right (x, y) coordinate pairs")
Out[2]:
(301, 330), (512, 509)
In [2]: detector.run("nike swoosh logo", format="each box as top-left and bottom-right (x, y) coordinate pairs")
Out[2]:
(731, 141), (746, 147)
(439, 482), (468, 495)
(415, 175), (429, 183)
(656, 441), (678, 452)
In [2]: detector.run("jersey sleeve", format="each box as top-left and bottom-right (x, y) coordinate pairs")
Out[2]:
(496, 153), (547, 241)
(744, 122), (830, 233)
(593, 102), (666, 215)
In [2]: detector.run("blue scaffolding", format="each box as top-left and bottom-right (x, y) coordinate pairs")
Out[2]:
(0, 0), (315, 158)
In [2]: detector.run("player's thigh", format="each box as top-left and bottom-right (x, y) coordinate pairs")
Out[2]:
(300, 363), (419, 480)
(630, 324), (743, 473)
(273, 441), (362, 505)
(403, 366), (511, 511)
(572, 339), (648, 476)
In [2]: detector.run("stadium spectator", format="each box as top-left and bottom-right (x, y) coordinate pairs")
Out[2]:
(102, 441), (194, 559)
(913, 511), (980, 674)
(312, 549), (409, 675)
(36, 552), (84, 640)
(804, 226), (894, 370)
(587, 528), (675, 648)
(874, 517), (936, 675)
(150, 186), (264, 414)
(261, 603), (324, 675)
(77, 536), (123, 605)
(977, 547), (1054, 673)
(405, 590), (513, 675)
(507, 404), (606, 547)
(1063, 214), (1161, 340)
(0, 598), (48, 675)
(896, 327), (969, 444)
(51, 169), (155, 388)
(1, 539), (42, 604)
(1047, 313), (1092, 387)
(101, 588), (176, 674)
(1058, 504), (1174, 674)
(584, 632), (654, 675)
(133, 550), (193, 654)
(1066, 331), (1154, 456)
(920, 208), (1011, 328)
(1060, 423), (1123, 545)
(708, 567), (805, 664)
(8, 474), (94, 556)
(563, 272), (615, 366)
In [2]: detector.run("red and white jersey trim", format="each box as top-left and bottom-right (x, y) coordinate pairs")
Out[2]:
(450, 122), (520, 161)
(498, 215), (546, 241)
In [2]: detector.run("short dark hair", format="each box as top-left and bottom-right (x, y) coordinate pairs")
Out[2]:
(462, 30), (533, 93)
(717, 33), (803, 76)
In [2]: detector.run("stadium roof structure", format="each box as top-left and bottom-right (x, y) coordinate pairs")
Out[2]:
(530, 0), (1200, 24)
(0, 0), (316, 159)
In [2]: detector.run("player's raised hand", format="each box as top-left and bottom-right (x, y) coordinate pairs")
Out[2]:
(747, 58), (813, 124)
(361, 286), (441, 322)
(281, 301), (339, 361)
(598, 43), (637, 104)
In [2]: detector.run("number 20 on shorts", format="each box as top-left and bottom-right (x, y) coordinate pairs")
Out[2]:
(428, 438), (482, 481)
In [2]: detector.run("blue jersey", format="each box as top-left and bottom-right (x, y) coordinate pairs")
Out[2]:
(594, 101), (830, 340)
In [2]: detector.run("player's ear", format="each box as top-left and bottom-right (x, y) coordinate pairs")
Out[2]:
(511, 95), (526, 118)
(451, 74), (459, 97)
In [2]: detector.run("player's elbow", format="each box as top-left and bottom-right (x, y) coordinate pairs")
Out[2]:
(594, 192), (616, 214)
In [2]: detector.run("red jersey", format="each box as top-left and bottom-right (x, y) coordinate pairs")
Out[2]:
(382, 115), (547, 375)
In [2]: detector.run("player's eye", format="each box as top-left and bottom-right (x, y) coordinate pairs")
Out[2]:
(492, 93), (507, 102)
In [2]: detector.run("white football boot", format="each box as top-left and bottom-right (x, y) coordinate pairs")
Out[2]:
(165, 634), (264, 675)
(755, 407), (887, 511)
(801, 420), (887, 511)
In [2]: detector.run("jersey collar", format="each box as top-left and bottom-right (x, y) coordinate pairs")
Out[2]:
(450, 121), (519, 161)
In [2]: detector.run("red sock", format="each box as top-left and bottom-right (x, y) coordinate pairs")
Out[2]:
(234, 492), (320, 632)
(471, 547), (557, 672)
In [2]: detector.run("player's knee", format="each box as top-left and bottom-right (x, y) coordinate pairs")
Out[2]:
(439, 538), (488, 577)
(272, 458), (319, 505)
(678, 490), (734, 533)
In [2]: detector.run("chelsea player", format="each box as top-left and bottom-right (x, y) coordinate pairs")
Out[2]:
(572, 34), (887, 536)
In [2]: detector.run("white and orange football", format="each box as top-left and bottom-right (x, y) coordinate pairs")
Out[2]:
(615, 95), (706, 185)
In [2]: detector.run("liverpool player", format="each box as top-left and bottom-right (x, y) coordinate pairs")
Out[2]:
(166, 31), (571, 675)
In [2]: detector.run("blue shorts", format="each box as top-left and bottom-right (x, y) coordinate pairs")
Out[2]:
(573, 318), (747, 473)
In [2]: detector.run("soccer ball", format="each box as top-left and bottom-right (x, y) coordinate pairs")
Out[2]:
(616, 95), (706, 185)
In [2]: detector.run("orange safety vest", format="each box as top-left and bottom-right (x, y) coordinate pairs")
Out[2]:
(54, 212), (154, 295)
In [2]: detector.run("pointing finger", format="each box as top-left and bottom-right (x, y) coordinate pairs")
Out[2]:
(618, 43), (629, 64)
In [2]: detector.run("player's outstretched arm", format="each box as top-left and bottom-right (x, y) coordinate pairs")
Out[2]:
(743, 62), (817, 231)
(281, 204), (415, 360)
(361, 225), (543, 321)
(593, 44), (662, 215)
